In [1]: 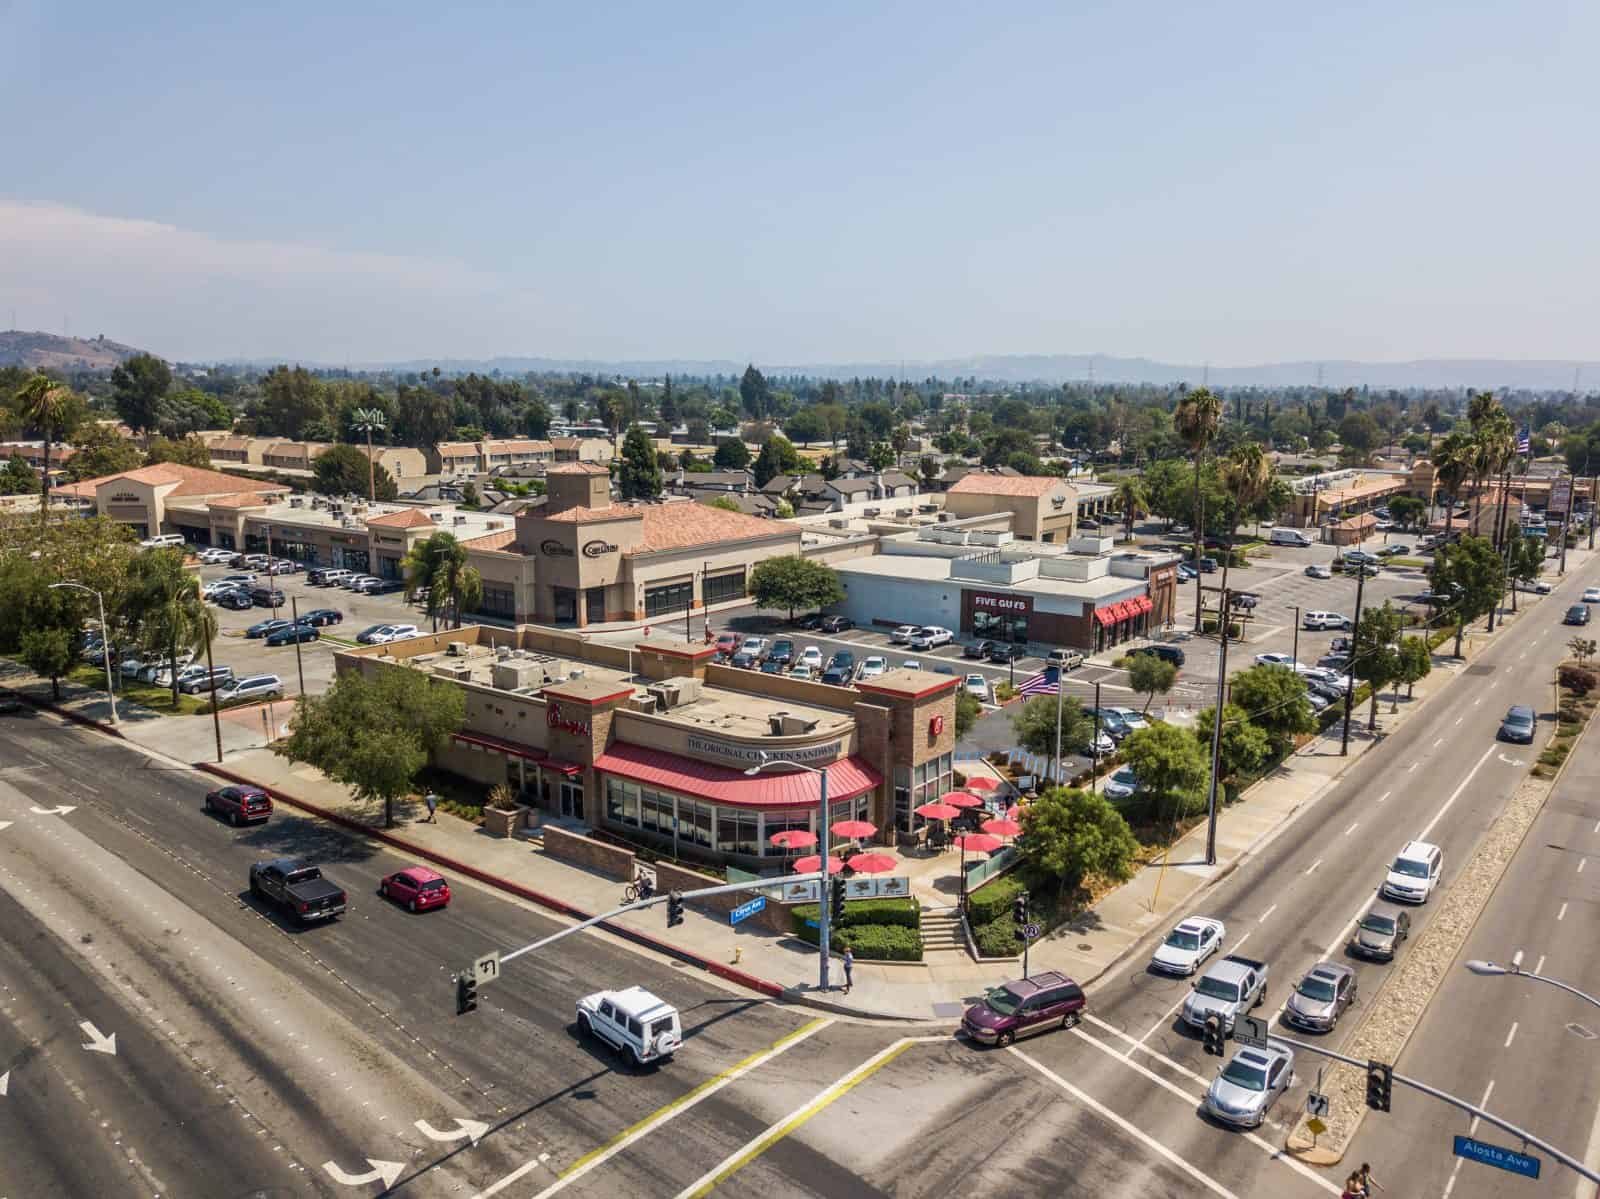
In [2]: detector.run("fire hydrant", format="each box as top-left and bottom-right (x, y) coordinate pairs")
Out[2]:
(732, 946), (743, 965)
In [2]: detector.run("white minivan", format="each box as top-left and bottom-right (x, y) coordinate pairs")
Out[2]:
(1268, 528), (1313, 548)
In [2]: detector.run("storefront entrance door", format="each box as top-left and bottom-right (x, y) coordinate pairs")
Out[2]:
(553, 587), (577, 624)
(973, 610), (1029, 643)
(559, 778), (584, 821)
(585, 587), (606, 624)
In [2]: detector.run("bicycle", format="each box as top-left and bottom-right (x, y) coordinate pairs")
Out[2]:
(623, 869), (656, 904)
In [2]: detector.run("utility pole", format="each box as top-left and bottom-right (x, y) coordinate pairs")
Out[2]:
(290, 596), (307, 699)
(1052, 666), (1064, 789)
(1287, 604), (1301, 669)
(1340, 563), (1368, 756)
(1090, 681), (1102, 796)
(1204, 588), (1229, 865)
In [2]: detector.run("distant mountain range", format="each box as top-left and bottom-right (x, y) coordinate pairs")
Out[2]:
(1, 331), (144, 371)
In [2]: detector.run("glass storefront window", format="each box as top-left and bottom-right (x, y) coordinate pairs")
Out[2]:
(703, 569), (746, 606)
(973, 610), (1028, 643)
(763, 811), (811, 856)
(645, 579), (693, 617)
(478, 584), (516, 619)
(894, 766), (915, 833)
(717, 809), (758, 856)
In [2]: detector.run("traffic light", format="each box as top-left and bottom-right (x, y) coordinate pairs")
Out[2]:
(667, 891), (685, 928)
(1365, 1060), (1393, 1112)
(1012, 894), (1029, 927)
(830, 876), (847, 923)
(456, 972), (477, 1015)
(1202, 1013), (1225, 1057)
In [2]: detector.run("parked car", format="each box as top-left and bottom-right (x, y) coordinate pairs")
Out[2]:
(795, 614), (825, 630)
(1230, 592), (1259, 610)
(714, 632), (743, 656)
(265, 624), (319, 647)
(1584, 587), (1600, 604)
(1283, 962), (1356, 1032)
(1149, 916), (1225, 976)
(205, 784), (272, 826)
(1046, 648), (1085, 671)
(960, 971), (1086, 1047)
(140, 653), (195, 683)
(216, 589), (254, 610)
(858, 656), (889, 680)
(1127, 644), (1185, 668)
(178, 665), (235, 695)
(1300, 667), (1351, 694)
(1195, 556), (1218, 573)
(728, 650), (756, 669)
(1106, 706), (1149, 733)
(964, 639), (996, 659)
(759, 659), (784, 674)
(1349, 900), (1411, 961)
(576, 986), (682, 1066)
(1381, 839), (1443, 903)
(250, 586), (287, 608)
(309, 568), (355, 587)
(249, 858), (346, 924)
(216, 572), (256, 588)
(820, 615), (855, 634)
(740, 636), (771, 659)
(214, 674), (284, 705)
(1176, 563), (1198, 581)
(1254, 652), (1300, 669)
(1102, 764), (1141, 800)
(364, 579), (406, 595)
(1343, 550), (1381, 566)
(820, 666), (851, 686)
(789, 663), (815, 681)
(298, 608), (343, 627)
(196, 548), (235, 564)
(247, 618), (294, 639)
(1302, 611), (1351, 631)
(900, 659), (922, 671)
(988, 642), (1025, 664)
(827, 650), (855, 674)
(343, 574), (381, 591)
(1077, 728), (1115, 756)
(379, 865), (451, 912)
(799, 645), (824, 669)
(963, 674), (989, 701)
(768, 639), (795, 666)
(357, 624), (420, 645)
(1498, 704), (1536, 744)
(1182, 954), (1270, 1035)
(890, 625), (920, 645)
(1204, 1044), (1296, 1129)
(1304, 563), (1332, 579)
(910, 625), (954, 650)
(1091, 708), (1131, 740)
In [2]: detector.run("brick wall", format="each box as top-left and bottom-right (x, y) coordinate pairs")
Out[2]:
(543, 825), (635, 880)
(704, 663), (855, 709)
(652, 860), (795, 934)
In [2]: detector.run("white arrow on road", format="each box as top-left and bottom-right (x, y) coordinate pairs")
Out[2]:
(1498, 754), (1527, 766)
(0, 1069), (9, 1096)
(0, 821), (12, 832)
(414, 1116), (490, 1146)
(322, 1159), (404, 1189)
(29, 805), (76, 816)
(78, 1021), (116, 1055)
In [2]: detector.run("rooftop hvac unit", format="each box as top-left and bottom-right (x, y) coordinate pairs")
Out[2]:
(768, 711), (789, 735)
(779, 713), (820, 735)
(446, 641), (468, 657)
(453, 515), (467, 525)
(895, 508), (912, 517)
(630, 694), (659, 714)
(647, 682), (680, 710)
(486, 520), (503, 530)
(289, 496), (303, 508)
(937, 512), (952, 523)
(431, 663), (472, 681)
(492, 660), (543, 691)
(863, 507), (880, 517)
(495, 646), (512, 660)
(567, 668), (584, 679)
(828, 518), (850, 529)
(430, 512), (445, 523)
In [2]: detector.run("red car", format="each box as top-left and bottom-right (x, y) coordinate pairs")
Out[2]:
(714, 632), (743, 656)
(205, 785), (272, 826)
(379, 866), (451, 912)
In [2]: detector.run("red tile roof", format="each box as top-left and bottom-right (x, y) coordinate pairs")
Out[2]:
(206, 492), (271, 510)
(947, 473), (1067, 498)
(593, 742), (881, 809)
(548, 462), (610, 476)
(366, 507), (438, 529)
(530, 499), (790, 551)
(52, 463), (285, 500)
(462, 528), (520, 551)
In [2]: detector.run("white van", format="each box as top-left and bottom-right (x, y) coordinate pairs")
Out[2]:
(140, 533), (187, 549)
(1268, 528), (1313, 548)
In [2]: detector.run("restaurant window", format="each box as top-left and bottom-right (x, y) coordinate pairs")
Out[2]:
(716, 809), (759, 856)
(645, 579), (693, 617)
(763, 811), (811, 856)
(478, 583), (516, 619)
(703, 569), (746, 606)
(894, 766), (916, 834)
(640, 789), (674, 837)
(681, 798), (713, 849)
(606, 779), (639, 828)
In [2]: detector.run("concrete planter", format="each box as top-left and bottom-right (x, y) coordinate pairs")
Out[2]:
(482, 806), (520, 839)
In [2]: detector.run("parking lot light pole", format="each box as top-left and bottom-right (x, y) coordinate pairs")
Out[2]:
(747, 755), (831, 991)
(48, 581), (117, 726)
(289, 596), (307, 699)
(1204, 587), (1229, 865)
(1465, 960), (1600, 1011)
(1286, 604), (1300, 670)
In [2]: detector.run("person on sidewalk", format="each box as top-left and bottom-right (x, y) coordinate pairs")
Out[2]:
(840, 945), (854, 994)
(1355, 1163), (1383, 1195)
(423, 792), (438, 823)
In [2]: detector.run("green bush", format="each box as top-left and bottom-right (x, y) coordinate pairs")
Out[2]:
(789, 897), (919, 933)
(789, 918), (922, 960)
(973, 918), (1021, 957)
(965, 875), (1025, 927)
(1200, 619), (1243, 639)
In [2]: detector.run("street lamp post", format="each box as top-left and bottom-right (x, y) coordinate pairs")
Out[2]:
(747, 754), (831, 991)
(1465, 959), (1600, 1010)
(1286, 604), (1300, 670)
(48, 581), (117, 726)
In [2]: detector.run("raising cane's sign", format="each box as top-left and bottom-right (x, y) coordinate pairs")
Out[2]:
(546, 701), (590, 737)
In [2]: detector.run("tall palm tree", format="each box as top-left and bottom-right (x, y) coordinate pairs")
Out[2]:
(1172, 387), (1223, 631)
(14, 373), (76, 527)
(1114, 477), (1148, 543)
(350, 407), (387, 502)
(126, 547), (216, 707)
(402, 531), (484, 630)
(1431, 432), (1473, 540)
(1217, 444), (1273, 632)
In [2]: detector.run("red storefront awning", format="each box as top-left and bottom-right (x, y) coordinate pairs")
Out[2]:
(1130, 595), (1153, 616)
(451, 731), (583, 775)
(1092, 604), (1119, 626)
(593, 742), (882, 809)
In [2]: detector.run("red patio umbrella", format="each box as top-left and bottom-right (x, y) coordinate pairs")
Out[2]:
(847, 852), (897, 874)
(953, 832), (1005, 854)
(981, 818), (1023, 838)
(915, 801), (962, 821)
(962, 776), (1000, 791)
(941, 790), (984, 808)
(769, 829), (818, 850)
(793, 854), (846, 875)
(830, 820), (878, 839)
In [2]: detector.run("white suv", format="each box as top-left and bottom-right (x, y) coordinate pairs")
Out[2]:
(1382, 840), (1443, 903)
(1303, 611), (1352, 630)
(576, 986), (682, 1066)
(910, 625), (954, 650)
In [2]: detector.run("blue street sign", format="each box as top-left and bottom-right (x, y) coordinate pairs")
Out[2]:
(1453, 1136), (1541, 1180)
(730, 895), (767, 926)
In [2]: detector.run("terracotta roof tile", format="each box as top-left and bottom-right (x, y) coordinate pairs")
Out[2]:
(206, 492), (271, 510)
(634, 503), (792, 554)
(53, 463), (285, 499)
(946, 473), (1067, 498)
(365, 507), (437, 529)
(462, 528), (520, 551)
(548, 462), (610, 476)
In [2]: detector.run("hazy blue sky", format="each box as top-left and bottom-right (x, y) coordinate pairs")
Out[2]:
(3, 0), (1595, 366)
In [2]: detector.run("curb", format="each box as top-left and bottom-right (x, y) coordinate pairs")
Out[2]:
(4, 687), (129, 740)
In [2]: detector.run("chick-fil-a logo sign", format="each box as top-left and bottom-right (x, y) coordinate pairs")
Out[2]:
(546, 701), (591, 737)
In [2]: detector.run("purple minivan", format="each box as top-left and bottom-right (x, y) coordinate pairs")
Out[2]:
(962, 971), (1086, 1047)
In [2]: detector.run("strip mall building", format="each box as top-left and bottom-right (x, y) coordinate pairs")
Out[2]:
(337, 625), (959, 870)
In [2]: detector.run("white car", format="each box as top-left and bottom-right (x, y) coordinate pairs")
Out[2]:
(1103, 765), (1140, 800)
(1254, 653), (1300, 669)
(1107, 706), (1149, 732)
(1304, 564), (1332, 580)
(1080, 729), (1116, 756)
(216, 573), (256, 588)
(889, 625), (919, 645)
(963, 673), (989, 701)
(1584, 588), (1600, 603)
(909, 625), (954, 650)
(365, 624), (420, 645)
(344, 574), (382, 591)
(196, 548), (234, 564)
(858, 656), (889, 680)
(201, 580), (241, 599)
(799, 646), (824, 669)
(118, 655), (146, 679)
(1301, 667), (1351, 693)
(576, 986), (682, 1066)
(740, 637), (771, 659)
(1382, 839), (1443, 904)
(1303, 611), (1351, 630)
(1150, 916), (1226, 976)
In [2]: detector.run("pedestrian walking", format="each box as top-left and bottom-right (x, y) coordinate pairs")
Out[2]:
(1339, 1176), (1359, 1199)
(841, 945), (854, 994)
(1356, 1163), (1383, 1195)
(424, 792), (438, 823)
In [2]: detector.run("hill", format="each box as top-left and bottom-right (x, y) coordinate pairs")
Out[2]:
(0, 331), (146, 371)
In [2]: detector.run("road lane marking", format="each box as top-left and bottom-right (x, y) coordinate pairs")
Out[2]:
(1306, 859), (1323, 875)
(1377, 790), (1392, 803)
(1061, 1029), (1341, 1196)
(1417, 745), (1498, 841)
(1535, 954), (1546, 974)
(1132, 933), (1251, 1053)
(672, 1036), (939, 1198)
(1259, 904), (1278, 924)
(1344, 822), (1360, 836)
(478, 1017), (832, 1199)
(1505, 1023), (1518, 1049)
(1474, 697), (1483, 706)
(1593, 819), (1600, 834)
(1408, 762), (1419, 772)
(1559, 902), (1569, 921)
(1012, 1047), (1242, 1198)
(1443, 1081), (1499, 1198)
(1581, 858), (1588, 874)
(1434, 737), (1445, 748)
(1513, 950), (1524, 968)
(1455, 716), (1464, 726)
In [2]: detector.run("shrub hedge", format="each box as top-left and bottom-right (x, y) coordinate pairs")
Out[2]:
(966, 875), (1025, 926)
(788, 897), (920, 933)
(789, 920), (923, 960)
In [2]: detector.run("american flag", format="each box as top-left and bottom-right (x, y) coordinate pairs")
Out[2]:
(1016, 667), (1059, 697)
(1516, 425), (1531, 454)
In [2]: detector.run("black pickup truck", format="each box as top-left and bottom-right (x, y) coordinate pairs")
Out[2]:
(249, 859), (347, 924)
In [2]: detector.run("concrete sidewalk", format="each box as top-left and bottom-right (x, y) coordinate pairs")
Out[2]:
(0, 575), (1558, 1022)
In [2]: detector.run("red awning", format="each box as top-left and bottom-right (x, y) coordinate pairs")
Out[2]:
(1111, 600), (1132, 621)
(1092, 605), (1119, 626)
(451, 731), (583, 775)
(1131, 595), (1153, 616)
(593, 742), (882, 809)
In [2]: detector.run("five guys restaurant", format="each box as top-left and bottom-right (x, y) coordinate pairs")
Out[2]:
(336, 624), (960, 870)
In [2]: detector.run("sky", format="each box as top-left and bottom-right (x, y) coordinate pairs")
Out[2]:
(2, 0), (1596, 368)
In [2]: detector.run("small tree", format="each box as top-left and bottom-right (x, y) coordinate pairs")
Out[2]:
(748, 556), (844, 621)
(1388, 495), (1425, 531)
(1010, 694), (1091, 758)
(1227, 663), (1317, 752)
(123, 547), (216, 707)
(1396, 635), (1432, 699)
(1193, 703), (1271, 790)
(1022, 787), (1140, 901)
(1508, 536), (1544, 612)
(0, 453), (36, 495)
(1120, 722), (1208, 824)
(713, 438), (751, 469)
(19, 623), (78, 700)
(1352, 601), (1404, 723)
(1126, 653), (1178, 714)
(1559, 665), (1596, 698)
(774, 497), (795, 519)
(1432, 534), (1506, 655)
(314, 443), (397, 500)
(706, 496), (742, 512)
(274, 665), (465, 828)
(618, 423), (662, 501)
(955, 690), (982, 739)
(1568, 637), (1597, 666)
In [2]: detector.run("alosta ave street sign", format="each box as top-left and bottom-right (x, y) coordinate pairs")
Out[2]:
(1452, 1135), (1541, 1180)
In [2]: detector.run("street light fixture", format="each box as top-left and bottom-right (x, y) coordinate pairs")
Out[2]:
(1464, 959), (1600, 1011)
(48, 581), (117, 726)
(746, 752), (832, 992)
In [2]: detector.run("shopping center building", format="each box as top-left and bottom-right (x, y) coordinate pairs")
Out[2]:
(336, 625), (960, 869)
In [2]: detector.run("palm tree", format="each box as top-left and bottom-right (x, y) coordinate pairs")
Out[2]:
(350, 407), (387, 502)
(1217, 444), (1272, 634)
(1172, 387), (1223, 631)
(14, 373), (76, 526)
(1115, 477), (1148, 543)
(1431, 432), (1473, 540)
(402, 531), (484, 631)
(126, 548), (216, 707)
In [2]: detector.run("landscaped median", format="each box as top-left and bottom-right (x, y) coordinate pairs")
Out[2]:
(1286, 670), (1599, 1165)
